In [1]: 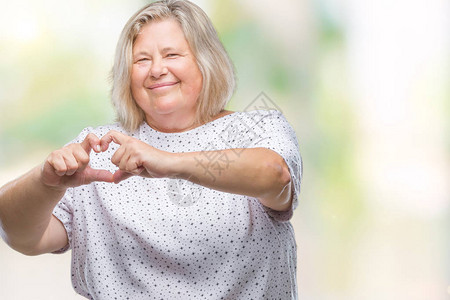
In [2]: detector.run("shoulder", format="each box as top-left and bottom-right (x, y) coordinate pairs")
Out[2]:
(214, 109), (292, 142)
(238, 110), (297, 139)
(208, 109), (284, 125)
(234, 109), (287, 126)
(209, 109), (235, 122)
(239, 109), (283, 118)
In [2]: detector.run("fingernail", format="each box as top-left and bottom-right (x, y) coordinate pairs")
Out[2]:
(96, 145), (101, 152)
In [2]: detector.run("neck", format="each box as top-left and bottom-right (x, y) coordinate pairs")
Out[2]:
(145, 111), (199, 133)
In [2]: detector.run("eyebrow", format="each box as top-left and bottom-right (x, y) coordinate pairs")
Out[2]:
(161, 47), (178, 53)
(133, 50), (150, 57)
(132, 47), (180, 57)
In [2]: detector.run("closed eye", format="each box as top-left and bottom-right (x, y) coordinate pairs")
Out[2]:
(133, 57), (151, 63)
(166, 53), (179, 58)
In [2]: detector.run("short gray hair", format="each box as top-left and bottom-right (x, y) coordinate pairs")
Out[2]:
(111, 0), (236, 132)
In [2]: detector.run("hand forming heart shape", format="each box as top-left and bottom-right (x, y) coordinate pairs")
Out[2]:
(41, 130), (173, 190)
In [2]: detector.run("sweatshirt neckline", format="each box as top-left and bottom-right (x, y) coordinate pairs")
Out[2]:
(141, 111), (240, 136)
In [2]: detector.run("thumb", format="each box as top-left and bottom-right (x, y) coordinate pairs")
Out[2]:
(84, 167), (114, 184)
(112, 170), (136, 184)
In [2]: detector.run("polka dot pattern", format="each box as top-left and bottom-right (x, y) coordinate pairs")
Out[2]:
(52, 110), (302, 299)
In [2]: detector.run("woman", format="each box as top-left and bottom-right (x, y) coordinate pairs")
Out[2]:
(0, 0), (302, 299)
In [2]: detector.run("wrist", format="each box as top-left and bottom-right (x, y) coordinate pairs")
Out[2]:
(167, 152), (188, 180)
(35, 164), (67, 194)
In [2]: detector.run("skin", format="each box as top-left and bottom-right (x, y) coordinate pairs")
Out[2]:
(131, 19), (203, 132)
(0, 19), (292, 256)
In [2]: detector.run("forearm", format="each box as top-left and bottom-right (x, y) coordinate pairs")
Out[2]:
(0, 165), (65, 254)
(171, 148), (293, 211)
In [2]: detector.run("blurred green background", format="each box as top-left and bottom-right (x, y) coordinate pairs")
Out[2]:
(1, 0), (449, 299)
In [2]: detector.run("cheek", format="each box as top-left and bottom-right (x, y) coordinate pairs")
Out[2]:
(170, 60), (202, 86)
(191, 61), (203, 89)
(180, 75), (202, 99)
(189, 69), (203, 97)
(194, 70), (203, 91)
(180, 64), (203, 93)
(131, 69), (146, 94)
(130, 78), (138, 98)
(131, 65), (148, 83)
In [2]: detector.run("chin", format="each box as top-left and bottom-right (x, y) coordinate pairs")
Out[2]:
(151, 97), (182, 114)
(152, 106), (181, 116)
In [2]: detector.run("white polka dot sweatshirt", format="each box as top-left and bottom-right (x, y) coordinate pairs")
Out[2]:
(53, 109), (302, 300)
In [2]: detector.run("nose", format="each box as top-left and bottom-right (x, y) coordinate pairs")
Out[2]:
(149, 56), (168, 79)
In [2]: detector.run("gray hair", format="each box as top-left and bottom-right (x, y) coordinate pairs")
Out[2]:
(110, 0), (236, 132)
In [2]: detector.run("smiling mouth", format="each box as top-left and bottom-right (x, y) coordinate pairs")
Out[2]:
(149, 82), (179, 89)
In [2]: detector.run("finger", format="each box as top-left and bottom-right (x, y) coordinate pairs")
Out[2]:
(111, 146), (126, 167)
(119, 153), (132, 172)
(48, 153), (67, 176)
(101, 130), (128, 151)
(84, 167), (114, 184)
(112, 170), (135, 184)
(80, 133), (101, 154)
(72, 146), (90, 172)
(62, 153), (79, 176)
(126, 157), (144, 175)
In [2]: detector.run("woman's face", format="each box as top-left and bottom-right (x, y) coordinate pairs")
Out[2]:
(131, 19), (203, 130)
